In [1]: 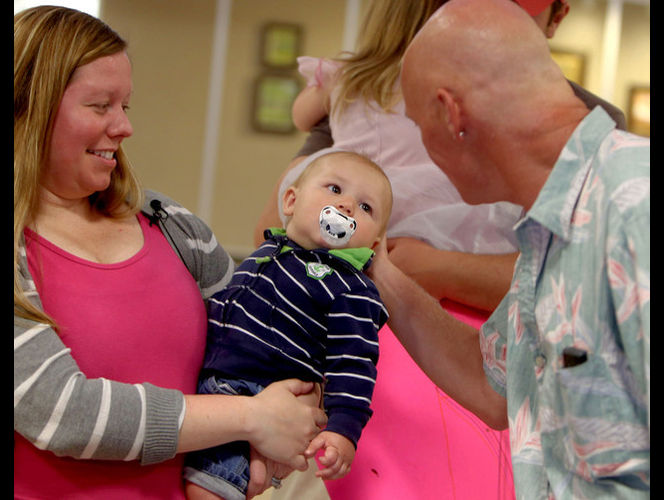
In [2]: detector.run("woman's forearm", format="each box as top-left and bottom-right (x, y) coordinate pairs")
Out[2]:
(179, 380), (327, 470)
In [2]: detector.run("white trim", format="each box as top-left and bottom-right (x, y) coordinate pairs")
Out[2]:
(14, 324), (50, 350)
(124, 384), (147, 461)
(35, 373), (82, 450)
(80, 378), (112, 458)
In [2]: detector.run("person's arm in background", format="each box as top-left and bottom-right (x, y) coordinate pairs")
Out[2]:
(386, 237), (518, 312)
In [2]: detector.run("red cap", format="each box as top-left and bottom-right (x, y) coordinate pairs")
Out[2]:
(513, 0), (566, 17)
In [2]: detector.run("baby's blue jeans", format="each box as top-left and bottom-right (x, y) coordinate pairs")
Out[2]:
(183, 376), (264, 500)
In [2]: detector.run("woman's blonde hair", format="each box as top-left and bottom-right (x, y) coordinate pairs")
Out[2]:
(332, 0), (448, 116)
(14, 6), (143, 324)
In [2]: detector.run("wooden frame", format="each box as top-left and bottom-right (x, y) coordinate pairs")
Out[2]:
(259, 22), (302, 69)
(627, 86), (650, 137)
(251, 74), (301, 134)
(550, 49), (586, 86)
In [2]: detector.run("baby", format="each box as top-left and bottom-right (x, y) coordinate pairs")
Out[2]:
(184, 151), (393, 500)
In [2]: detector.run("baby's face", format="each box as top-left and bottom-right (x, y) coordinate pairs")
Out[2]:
(282, 155), (391, 250)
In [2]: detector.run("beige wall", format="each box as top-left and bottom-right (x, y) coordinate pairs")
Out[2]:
(102, 0), (216, 221)
(212, 1), (349, 258)
(551, 0), (650, 119)
(100, 0), (649, 261)
(102, 0), (351, 260)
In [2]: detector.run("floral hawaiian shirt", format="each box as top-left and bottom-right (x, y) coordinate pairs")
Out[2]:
(480, 107), (650, 499)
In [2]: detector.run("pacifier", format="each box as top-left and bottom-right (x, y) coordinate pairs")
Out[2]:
(319, 205), (357, 247)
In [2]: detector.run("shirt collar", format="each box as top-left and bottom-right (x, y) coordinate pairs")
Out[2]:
(264, 227), (374, 271)
(517, 107), (616, 241)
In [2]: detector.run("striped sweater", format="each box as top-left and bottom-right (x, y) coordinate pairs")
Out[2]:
(14, 190), (234, 465)
(201, 228), (389, 445)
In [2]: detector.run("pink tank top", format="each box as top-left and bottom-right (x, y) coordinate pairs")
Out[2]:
(16, 213), (207, 499)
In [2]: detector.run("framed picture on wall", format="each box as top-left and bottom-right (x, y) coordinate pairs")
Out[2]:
(251, 74), (301, 134)
(628, 86), (650, 137)
(550, 49), (586, 86)
(260, 23), (302, 69)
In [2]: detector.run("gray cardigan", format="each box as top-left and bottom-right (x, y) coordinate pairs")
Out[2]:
(14, 190), (234, 465)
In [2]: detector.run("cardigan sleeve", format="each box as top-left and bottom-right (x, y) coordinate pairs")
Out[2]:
(142, 190), (235, 301)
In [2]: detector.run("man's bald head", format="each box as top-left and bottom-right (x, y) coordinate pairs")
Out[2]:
(400, 0), (584, 207)
(402, 0), (565, 123)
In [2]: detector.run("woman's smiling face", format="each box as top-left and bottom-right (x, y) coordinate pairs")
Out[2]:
(42, 51), (134, 201)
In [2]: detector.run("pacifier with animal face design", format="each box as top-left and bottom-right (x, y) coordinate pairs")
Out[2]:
(319, 205), (357, 247)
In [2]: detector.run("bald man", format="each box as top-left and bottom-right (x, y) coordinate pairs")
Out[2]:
(368, 0), (650, 498)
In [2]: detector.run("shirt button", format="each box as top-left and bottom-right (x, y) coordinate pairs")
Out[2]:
(535, 354), (547, 369)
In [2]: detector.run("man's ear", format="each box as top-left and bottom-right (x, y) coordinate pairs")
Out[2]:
(282, 186), (297, 217)
(435, 87), (463, 139)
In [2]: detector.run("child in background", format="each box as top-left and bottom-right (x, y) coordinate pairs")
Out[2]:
(184, 151), (392, 500)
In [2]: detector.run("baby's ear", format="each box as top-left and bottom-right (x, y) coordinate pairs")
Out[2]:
(282, 186), (297, 217)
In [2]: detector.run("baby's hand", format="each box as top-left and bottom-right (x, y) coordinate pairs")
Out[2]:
(305, 430), (355, 480)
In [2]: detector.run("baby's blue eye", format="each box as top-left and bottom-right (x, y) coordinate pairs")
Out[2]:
(360, 202), (372, 213)
(328, 184), (341, 194)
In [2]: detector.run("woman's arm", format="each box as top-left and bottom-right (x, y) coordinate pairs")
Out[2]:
(387, 237), (517, 312)
(14, 317), (326, 468)
(179, 379), (327, 470)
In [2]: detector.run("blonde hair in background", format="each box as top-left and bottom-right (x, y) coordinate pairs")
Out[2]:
(14, 6), (143, 325)
(332, 0), (448, 117)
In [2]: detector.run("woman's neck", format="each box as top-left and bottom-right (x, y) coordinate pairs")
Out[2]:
(30, 188), (143, 264)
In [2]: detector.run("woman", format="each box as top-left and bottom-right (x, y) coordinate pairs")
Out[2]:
(14, 7), (326, 499)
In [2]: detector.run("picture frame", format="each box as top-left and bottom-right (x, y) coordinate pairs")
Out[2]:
(251, 73), (301, 134)
(550, 49), (586, 86)
(260, 22), (302, 69)
(627, 86), (650, 137)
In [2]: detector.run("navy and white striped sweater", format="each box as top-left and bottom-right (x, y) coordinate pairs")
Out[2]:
(200, 228), (388, 445)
